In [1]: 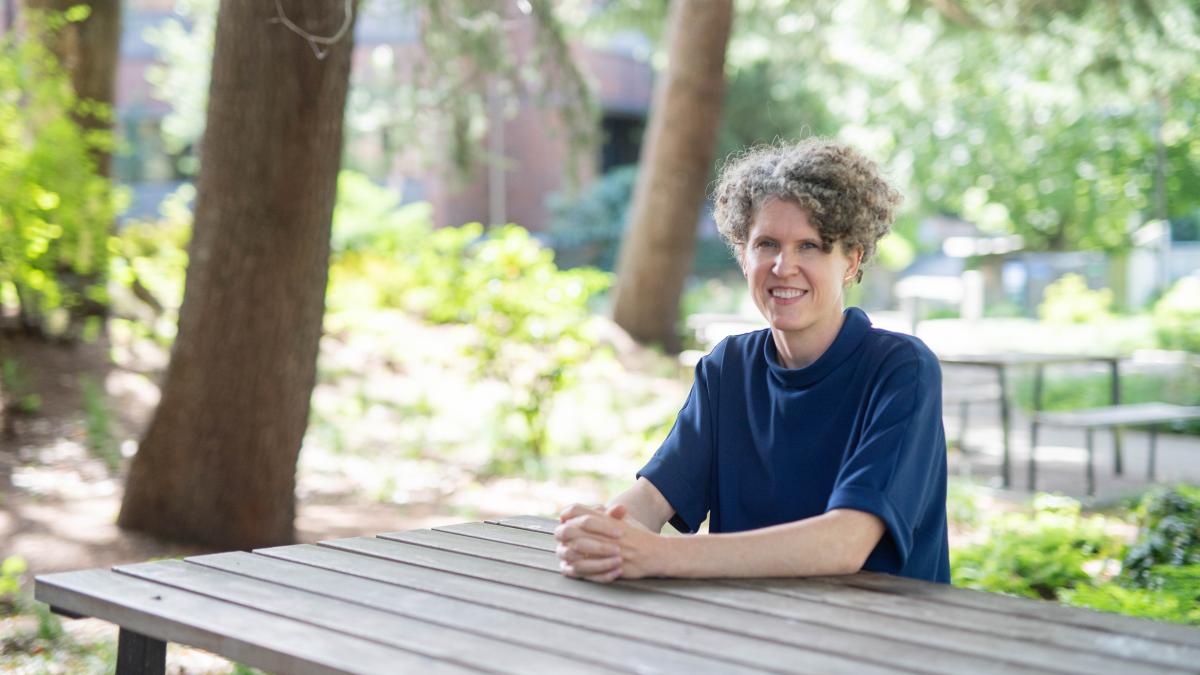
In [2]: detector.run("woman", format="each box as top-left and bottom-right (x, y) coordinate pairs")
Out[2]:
(555, 138), (950, 583)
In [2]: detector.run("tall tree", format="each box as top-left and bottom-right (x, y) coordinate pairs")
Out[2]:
(611, 0), (732, 352)
(23, 0), (120, 178)
(119, 0), (357, 549)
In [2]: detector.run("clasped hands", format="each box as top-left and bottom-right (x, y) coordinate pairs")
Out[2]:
(555, 503), (668, 583)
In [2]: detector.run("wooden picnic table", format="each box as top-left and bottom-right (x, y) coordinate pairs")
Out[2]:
(36, 516), (1200, 674)
(937, 352), (1123, 488)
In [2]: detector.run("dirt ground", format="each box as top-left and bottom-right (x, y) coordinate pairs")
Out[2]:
(0, 331), (557, 577)
(0, 326), (620, 673)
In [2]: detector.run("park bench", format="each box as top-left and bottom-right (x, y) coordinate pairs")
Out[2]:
(1029, 402), (1200, 496)
(36, 516), (1200, 674)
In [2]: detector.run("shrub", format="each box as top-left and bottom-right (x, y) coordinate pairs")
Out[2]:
(0, 8), (120, 339)
(1038, 274), (1112, 324)
(547, 165), (637, 270)
(0, 556), (26, 615)
(951, 494), (1123, 599)
(1061, 570), (1200, 625)
(1122, 485), (1200, 587)
(1152, 276), (1200, 353)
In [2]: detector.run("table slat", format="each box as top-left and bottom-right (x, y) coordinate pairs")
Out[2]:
(495, 516), (1200, 647)
(189, 551), (769, 675)
(258, 543), (885, 675)
(844, 571), (1200, 647)
(445, 521), (1200, 670)
(35, 569), (473, 675)
(329, 535), (1049, 675)
(116, 560), (611, 675)
(386, 528), (1175, 675)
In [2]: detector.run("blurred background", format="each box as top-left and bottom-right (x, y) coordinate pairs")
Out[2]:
(1, 0), (1199, 670)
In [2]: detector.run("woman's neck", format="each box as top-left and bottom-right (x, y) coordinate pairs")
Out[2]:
(771, 309), (846, 369)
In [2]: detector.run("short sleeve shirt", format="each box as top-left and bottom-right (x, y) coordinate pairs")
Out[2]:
(638, 307), (951, 583)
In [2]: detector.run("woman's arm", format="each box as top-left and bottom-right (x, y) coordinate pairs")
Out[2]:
(556, 480), (885, 581)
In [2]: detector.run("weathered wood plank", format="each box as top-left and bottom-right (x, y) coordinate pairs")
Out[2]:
(486, 515), (559, 534)
(326, 535), (1052, 675)
(383, 529), (1178, 675)
(258, 544), (902, 675)
(444, 522), (1200, 670)
(487, 518), (1200, 648)
(35, 569), (473, 675)
(188, 551), (772, 675)
(116, 559), (612, 675)
(842, 571), (1200, 647)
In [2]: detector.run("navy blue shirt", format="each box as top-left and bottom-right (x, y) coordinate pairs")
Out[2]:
(639, 307), (950, 583)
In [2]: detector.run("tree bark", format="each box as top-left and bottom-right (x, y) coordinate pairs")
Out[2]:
(118, 0), (357, 549)
(610, 0), (732, 352)
(24, 0), (120, 177)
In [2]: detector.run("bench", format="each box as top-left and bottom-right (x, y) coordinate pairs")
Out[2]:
(1028, 402), (1200, 495)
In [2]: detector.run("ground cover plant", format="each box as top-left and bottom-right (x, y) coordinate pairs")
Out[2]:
(951, 485), (1200, 626)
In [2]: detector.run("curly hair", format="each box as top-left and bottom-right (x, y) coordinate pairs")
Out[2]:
(712, 138), (902, 283)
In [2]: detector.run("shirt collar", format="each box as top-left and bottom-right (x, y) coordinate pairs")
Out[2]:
(765, 307), (871, 388)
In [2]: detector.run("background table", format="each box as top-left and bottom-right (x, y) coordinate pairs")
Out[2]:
(37, 516), (1200, 674)
(938, 352), (1122, 488)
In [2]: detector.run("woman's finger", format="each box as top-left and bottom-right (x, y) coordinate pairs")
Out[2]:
(557, 539), (620, 562)
(560, 555), (621, 577)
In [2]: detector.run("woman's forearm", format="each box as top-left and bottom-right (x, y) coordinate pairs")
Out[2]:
(661, 509), (885, 578)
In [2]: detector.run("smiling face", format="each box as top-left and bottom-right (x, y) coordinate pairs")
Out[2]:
(741, 198), (863, 367)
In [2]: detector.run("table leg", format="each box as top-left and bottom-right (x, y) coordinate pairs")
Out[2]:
(1086, 427), (1096, 497)
(1028, 420), (1040, 491)
(116, 628), (165, 675)
(998, 366), (1011, 488)
(1110, 360), (1123, 475)
(1147, 429), (1158, 482)
(958, 400), (969, 453)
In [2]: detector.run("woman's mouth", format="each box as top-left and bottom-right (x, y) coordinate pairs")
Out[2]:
(770, 288), (807, 300)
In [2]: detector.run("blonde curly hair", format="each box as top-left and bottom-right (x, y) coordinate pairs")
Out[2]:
(712, 138), (902, 283)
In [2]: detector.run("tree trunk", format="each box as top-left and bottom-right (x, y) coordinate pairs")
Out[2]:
(118, 0), (357, 549)
(610, 0), (732, 352)
(24, 0), (120, 178)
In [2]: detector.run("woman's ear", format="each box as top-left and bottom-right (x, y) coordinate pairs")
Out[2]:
(736, 244), (749, 278)
(844, 245), (864, 284)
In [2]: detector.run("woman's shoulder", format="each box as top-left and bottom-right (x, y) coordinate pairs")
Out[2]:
(859, 324), (943, 387)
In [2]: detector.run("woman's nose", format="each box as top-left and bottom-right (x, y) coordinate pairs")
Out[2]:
(772, 249), (797, 276)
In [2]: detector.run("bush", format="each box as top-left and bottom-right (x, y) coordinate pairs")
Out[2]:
(547, 165), (637, 271)
(1152, 276), (1200, 353)
(0, 8), (120, 338)
(1038, 274), (1112, 324)
(326, 178), (613, 469)
(1122, 485), (1200, 587)
(1060, 571), (1200, 625)
(951, 494), (1123, 599)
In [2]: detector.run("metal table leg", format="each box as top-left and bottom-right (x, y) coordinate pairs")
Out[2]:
(1110, 359), (1123, 475)
(116, 628), (166, 675)
(998, 365), (1011, 488)
(1085, 427), (1096, 497)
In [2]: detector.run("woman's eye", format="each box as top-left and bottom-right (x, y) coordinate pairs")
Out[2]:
(755, 240), (777, 249)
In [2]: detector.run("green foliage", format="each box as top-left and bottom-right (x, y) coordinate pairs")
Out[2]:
(327, 177), (613, 469)
(1038, 274), (1113, 324)
(0, 556), (27, 615)
(1123, 485), (1200, 587)
(951, 494), (1123, 599)
(547, 165), (637, 270)
(108, 187), (193, 347)
(1060, 571), (1200, 625)
(80, 376), (119, 473)
(1, 359), (41, 415)
(0, 10), (120, 337)
(1152, 277), (1200, 353)
(454, 225), (612, 471)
